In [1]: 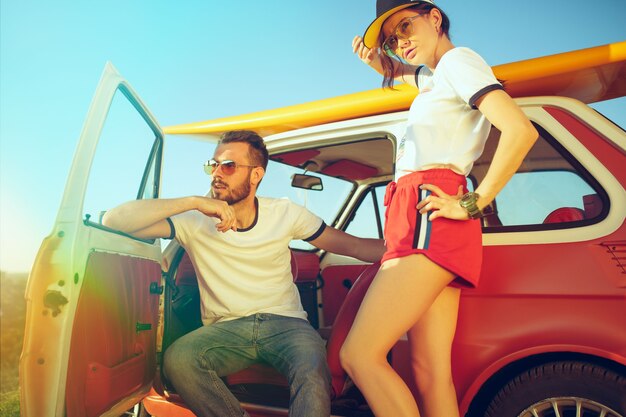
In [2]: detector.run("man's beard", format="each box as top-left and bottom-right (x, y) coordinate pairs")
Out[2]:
(211, 172), (252, 205)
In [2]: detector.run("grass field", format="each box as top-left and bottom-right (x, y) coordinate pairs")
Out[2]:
(1, 271), (27, 417)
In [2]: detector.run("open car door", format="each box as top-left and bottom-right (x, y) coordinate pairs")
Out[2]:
(20, 63), (164, 417)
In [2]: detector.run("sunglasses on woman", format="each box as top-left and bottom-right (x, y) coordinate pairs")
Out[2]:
(381, 14), (424, 58)
(203, 159), (258, 176)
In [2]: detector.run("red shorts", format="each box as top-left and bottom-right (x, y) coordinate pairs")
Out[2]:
(381, 169), (482, 288)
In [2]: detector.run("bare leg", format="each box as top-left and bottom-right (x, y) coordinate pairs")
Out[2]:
(408, 286), (461, 417)
(340, 254), (456, 417)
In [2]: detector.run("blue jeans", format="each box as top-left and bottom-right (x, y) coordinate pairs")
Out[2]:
(163, 313), (331, 417)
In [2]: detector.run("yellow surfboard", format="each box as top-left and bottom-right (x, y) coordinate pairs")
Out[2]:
(165, 41), (626, 137)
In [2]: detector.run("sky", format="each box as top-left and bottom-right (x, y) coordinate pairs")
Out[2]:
(1, 0), (625, 272)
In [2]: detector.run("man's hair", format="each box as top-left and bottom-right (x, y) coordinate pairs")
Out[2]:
(218, 130), (269, 170)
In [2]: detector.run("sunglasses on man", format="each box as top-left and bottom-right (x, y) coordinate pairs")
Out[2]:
(203, 159), (259, 176)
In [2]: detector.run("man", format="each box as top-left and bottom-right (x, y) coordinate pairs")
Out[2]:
(103, 130), (384, 417)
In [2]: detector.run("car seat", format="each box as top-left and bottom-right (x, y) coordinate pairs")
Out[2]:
(543, 207), (585, 223)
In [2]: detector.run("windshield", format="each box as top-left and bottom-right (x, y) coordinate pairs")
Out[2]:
(258, 159), (354, 250)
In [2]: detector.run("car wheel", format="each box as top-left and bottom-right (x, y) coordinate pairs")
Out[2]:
(484, 361), (626, 417)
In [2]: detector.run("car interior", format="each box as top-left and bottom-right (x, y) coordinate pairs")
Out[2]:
(155, 121), (607, 415)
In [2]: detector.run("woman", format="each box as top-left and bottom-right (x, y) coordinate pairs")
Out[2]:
(340, 1), (538, 416)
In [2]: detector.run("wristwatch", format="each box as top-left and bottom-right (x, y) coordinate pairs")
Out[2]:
(459, 192), (483, 219)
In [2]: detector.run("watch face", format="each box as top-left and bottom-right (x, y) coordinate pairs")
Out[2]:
(461, 192), (477, 206)
(460, 192), (481, 218)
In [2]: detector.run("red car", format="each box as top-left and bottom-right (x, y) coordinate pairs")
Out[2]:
(21, 41), (626, 417)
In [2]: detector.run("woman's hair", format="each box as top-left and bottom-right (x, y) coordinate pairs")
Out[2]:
(379, 4), (450, 89)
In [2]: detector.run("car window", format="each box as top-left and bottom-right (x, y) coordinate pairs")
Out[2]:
(495, 171), (596, 226)
(345, 185), (386, 239)
(160, 137), (216, 198)
(258, 160), (354, 250)
(83, 89), (161, 225)
(474, 124), (606, 230)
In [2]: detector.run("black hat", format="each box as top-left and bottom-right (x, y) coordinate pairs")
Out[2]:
(363, 0), (435, 48)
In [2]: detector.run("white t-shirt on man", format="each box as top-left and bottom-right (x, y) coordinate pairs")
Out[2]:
(396, 47), (503, 178)
(170, 197), (325, 326)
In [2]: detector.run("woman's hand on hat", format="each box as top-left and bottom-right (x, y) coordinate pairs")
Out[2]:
(352, 35), (381, 68)
(416, 184), (470, 221)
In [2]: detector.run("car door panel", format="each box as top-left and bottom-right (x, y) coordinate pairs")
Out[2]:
(66, 252), (161, 417)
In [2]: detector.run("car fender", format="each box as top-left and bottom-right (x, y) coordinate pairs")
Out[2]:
(458, 343), (626, 414)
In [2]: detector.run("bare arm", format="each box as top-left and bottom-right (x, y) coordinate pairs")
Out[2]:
(472, 90), (538, 209)
(101, 196), (237, 239)
(417, 89), (538, 220)
(352, 36), (419, 87)
(309, 226), (386, 263)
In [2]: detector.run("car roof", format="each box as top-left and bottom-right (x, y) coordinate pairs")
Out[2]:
(164, 41), (626, 138)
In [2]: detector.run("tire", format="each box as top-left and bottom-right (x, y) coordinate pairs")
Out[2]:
(484, 361), (626, 417)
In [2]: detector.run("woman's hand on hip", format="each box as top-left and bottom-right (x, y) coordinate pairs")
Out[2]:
(416, 184), (470, 221)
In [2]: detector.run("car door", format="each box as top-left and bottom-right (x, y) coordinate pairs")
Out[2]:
(20, 62), (164, 417)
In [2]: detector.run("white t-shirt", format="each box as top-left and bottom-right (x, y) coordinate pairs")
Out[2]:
(396, 47), (503, 178)
(170, 197), (325, 325)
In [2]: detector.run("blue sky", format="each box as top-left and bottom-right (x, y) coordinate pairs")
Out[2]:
(1, 0), (625, 272)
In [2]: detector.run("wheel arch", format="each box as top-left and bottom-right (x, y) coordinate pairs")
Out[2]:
(462, 347), (626, 417)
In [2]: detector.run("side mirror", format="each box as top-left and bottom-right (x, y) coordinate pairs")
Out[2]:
(291, 174), (323, 191)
